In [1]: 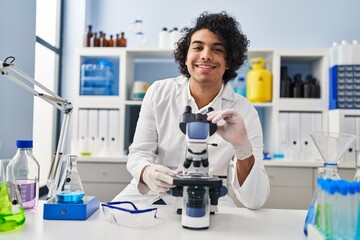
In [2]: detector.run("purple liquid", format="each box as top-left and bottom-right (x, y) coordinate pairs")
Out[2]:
(9, 180), (39, 211)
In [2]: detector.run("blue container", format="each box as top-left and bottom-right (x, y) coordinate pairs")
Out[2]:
(80, 60), (116, 96)
(329, 64), (360, 109)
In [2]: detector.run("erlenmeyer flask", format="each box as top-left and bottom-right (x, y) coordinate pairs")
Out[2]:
(56, 155), (85, 203)
(0, 159), (25, 232)
(310, 132), (356, 179)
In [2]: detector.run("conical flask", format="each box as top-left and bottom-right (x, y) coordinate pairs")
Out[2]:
(56, 155), (85, 203)
(310, 132), (356, 179)
(0, 160), (25, 232)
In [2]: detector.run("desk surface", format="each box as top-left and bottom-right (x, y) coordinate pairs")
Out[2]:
(0, 201), (307, 240)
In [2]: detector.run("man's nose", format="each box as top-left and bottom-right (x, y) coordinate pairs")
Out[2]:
(201, 48), (213, 60)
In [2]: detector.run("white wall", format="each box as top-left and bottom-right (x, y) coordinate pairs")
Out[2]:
(86, 0), (360, 48)
(0, 0), (36, 158)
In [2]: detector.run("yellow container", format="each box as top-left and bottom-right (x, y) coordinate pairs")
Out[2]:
(246, 58), (272, 102)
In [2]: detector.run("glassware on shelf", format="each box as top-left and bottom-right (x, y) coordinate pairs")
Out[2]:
(310, 132), (356, 180)
(56, 155), (84, 203)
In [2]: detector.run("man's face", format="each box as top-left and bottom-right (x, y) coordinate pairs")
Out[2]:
(185, 28), (228, 86)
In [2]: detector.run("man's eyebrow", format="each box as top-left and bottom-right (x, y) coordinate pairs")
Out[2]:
(190, 40), (225, 47)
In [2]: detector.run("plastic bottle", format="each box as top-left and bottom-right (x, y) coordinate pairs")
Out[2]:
(231, 77), (246, 97)
(170, 27), (181, 48)
(159, 27), (170, 48)
(280, 66), (293, 98)
(352, 40), (360, 64)
(329, 42), (338, 67)
(6, 140), (40, 211)
(246, 58), (272, 102)
(338, 40), (352, 65)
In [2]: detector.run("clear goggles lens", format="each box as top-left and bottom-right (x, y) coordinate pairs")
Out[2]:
(101, 201), (161, 228)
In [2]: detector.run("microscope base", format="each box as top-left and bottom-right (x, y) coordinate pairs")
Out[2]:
(43, 196), (100, 220)
(181, 211), (210, 229)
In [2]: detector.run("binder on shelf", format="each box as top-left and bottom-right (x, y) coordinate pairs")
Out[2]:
(343, 116), (356, 163)
(289, 112), (301, 160)
(275, 112), (289, 159)
(88, 109), (99, 156)
(108, 109), (120, 156)
(300, 113), (312, 161)
(78, 109), (90, 156)
(98, 109), (109, 157)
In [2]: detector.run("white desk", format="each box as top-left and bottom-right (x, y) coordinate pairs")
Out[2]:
(1, 201), (307, 240)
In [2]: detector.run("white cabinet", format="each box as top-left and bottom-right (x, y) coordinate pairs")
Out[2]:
(264, 166), (314, 209)
(77, 159), (132, 202)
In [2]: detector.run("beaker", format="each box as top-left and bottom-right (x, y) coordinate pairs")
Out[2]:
(310, 132), (356, 179)
(0, 159), (25, 232)
(56, 155), (84, 203)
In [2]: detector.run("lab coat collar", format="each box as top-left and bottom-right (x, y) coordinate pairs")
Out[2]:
(174, 75), (237, 112)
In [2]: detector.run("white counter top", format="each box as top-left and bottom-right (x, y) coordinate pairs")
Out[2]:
(1, 201), (307, 240)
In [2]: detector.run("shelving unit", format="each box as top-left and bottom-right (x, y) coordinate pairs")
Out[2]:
(71, 47), (359, 206)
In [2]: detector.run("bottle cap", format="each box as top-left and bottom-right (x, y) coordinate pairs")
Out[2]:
(16, 140), (33, 148)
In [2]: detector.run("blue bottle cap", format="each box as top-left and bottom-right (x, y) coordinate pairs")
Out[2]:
(16, 140), (33, 148)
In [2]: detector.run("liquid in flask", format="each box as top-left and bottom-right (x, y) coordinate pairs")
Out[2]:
(56, 155), (85, 203)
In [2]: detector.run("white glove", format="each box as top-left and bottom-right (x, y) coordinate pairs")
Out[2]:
(207, 109), (253, 160)
(142, 164), (176, 193)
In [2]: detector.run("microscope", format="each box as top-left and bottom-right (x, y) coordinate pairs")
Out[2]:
(171, 106), (227, 229)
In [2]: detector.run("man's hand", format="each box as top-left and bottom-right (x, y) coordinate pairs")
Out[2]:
(141, 164), (176, 192)
(207, 109), (253, 160)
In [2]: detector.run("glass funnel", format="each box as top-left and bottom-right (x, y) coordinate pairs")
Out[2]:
(310, 132), (356, 179)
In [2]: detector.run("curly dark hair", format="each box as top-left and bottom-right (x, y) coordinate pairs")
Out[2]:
(173, 11), (249, 84)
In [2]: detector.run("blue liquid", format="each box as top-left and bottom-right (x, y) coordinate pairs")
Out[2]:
(56, 191), (84, 203)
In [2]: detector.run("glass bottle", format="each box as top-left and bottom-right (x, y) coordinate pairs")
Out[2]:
(56, 155), (84, 203)
(6, 140), (40, 211)
(0, 159), (25, 232)
(83, 25), (92, 47)
(119, 32), (127, 47)
(107, 34), (114, 47)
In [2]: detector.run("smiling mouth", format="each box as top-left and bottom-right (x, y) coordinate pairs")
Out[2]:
(195, 63), (217, 69)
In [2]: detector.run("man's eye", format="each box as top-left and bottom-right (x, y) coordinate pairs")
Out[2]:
(193, 46), (202, 51)
(214, 48), (223, 53)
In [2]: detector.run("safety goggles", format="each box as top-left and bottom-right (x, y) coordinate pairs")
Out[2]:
(101, 201), (161, 228)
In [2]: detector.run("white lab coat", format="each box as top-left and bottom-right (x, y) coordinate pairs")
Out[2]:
(114, 76), (269, 209)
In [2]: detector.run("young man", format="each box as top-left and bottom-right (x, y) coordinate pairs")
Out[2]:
(115, 11), (270, 209)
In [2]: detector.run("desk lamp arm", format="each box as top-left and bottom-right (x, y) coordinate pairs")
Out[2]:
(0, 56), (73, 200)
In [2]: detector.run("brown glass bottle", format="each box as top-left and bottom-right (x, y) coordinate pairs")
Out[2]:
(107, 35), (114, 47)
(90, 32), (98, 47)
(115, 33), (120, 47)
(119, 32), (127, 47)
(83, 25), (92, 47)
(99, 32), (108, 47)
